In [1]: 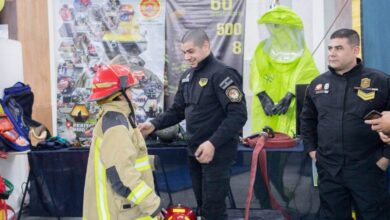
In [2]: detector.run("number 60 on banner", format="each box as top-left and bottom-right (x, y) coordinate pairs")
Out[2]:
(210, 0), (233, 10)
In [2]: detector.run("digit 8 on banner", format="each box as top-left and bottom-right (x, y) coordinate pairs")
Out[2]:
(232, 41), (242, 54)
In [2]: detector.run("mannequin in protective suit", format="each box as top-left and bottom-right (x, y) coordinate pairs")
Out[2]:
(83, 64), (165, 220)
(249, 6), (319, 208)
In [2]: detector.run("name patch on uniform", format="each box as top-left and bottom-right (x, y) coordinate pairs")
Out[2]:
(199, 78), (208, 87)
(182, 73), (190, 83)
(225, 86), (242, 102)
(357, 78), (375, 101)
(324, 83), (329, 90)
(315, 83), (323, 91)
(314, 83), (329, 94)
(219, 77), (233, 90)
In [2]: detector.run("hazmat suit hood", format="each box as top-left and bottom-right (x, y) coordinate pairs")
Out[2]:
(258, 6), (305, 63)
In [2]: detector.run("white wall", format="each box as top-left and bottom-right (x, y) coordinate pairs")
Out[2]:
(0, 39), (29, 219)
(0, 153), (29, 219)
(0, 39), (24, 94)
(242, 0), (269, 136)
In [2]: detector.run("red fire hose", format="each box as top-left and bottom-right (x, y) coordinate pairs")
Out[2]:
(243, 127), (296, 220)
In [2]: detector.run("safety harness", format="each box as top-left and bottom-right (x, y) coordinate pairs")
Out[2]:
(243, 127), (296, 220)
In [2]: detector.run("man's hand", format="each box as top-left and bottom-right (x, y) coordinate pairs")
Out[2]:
(195, 141), (215, 164)
(376, 157), (390, 171)
(309, 150), (317, 161)
(365, 111), (390, 133)
(156, 208), (167, 219)
(137, 122), (155, 137)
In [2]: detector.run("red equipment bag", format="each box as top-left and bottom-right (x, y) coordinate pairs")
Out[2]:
(0, 176), (15, 220)
(0, 113), (29, 151)
(164, 204), (196, 220)
(242, 126), (296, 220)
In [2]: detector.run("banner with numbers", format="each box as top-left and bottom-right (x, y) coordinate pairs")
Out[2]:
(165, 0), (246, 107)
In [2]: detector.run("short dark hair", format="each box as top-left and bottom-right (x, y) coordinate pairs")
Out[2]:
(181, 29), (209, 47)
(330, 28), (360, 46)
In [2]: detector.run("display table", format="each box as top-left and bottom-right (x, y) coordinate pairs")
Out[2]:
(26, 148), (89, 218)
(21, 141), (306, 218)
(22, 143), (190, 218)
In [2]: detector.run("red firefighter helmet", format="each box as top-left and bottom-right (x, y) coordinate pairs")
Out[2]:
(88, 64), (135, 101)
(164, 204), (196, 220)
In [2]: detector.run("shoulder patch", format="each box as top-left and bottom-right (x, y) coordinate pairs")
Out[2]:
(225, 86), (242, 102)
(219, 76), (233, 90)
(102, 111), (129, 134)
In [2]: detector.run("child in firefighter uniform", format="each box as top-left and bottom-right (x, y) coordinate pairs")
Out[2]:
(83, 64), (164, 220)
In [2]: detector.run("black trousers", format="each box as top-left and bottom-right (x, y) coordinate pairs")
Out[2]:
(317, 156), (390, 220)
(188, 155), (235, 220)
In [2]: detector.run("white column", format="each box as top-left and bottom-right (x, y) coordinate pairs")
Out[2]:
(310, 0), (326, 72)
(47, 0), (57, 135)
(0, 39), (29, 220)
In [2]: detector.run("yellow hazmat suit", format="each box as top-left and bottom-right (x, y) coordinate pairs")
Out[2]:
(249, 6), (319, 136)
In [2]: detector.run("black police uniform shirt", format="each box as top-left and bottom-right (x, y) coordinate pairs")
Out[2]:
(300, 59), (390, 176)
(151, 53), (247, 156)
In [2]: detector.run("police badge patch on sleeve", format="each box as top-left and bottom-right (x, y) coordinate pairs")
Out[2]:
(225, 86), (242, 102)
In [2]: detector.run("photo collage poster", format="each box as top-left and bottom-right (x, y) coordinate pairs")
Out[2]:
(54, 0), (165, 145)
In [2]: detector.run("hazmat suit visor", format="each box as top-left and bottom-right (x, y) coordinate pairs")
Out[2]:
(263, 23), (304, 63)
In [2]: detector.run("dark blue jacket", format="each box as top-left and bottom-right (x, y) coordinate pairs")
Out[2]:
(152, 53), (247, 157)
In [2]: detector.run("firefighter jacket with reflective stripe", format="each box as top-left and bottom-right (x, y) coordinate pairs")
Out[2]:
(83, 101), (162, 220)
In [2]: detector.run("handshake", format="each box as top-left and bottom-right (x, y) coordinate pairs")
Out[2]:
(257, 91), (294, 116)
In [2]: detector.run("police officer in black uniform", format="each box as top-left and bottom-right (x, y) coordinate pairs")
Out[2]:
(301, 29), (390, 220)
(139, 29), (247, 220)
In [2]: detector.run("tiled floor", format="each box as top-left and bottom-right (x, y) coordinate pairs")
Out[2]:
(18, 172), (285, 219)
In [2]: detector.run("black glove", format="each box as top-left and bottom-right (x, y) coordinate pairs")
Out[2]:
(257, 91), (275, 116)
(273, 92), (295, 115)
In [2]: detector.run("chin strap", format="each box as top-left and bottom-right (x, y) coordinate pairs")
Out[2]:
(121, 90), (137, 129)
